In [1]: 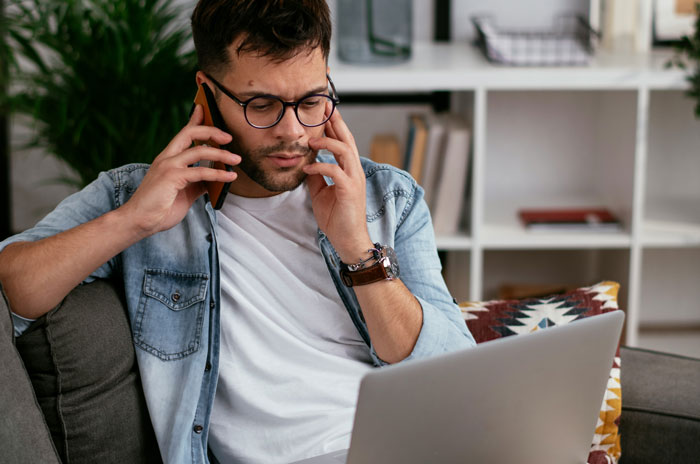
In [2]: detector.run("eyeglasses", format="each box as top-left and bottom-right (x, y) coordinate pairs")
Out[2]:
(205, 73), (340, 129)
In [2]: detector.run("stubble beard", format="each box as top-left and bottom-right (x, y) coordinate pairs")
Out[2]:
(234, 140), (316, 193)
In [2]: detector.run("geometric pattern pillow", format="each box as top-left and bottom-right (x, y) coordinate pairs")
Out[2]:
(459, 281), (622, 464)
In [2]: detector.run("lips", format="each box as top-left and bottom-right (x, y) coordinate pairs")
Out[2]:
(267, 153), (305, 168)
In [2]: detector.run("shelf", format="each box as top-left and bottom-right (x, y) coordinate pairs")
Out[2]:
(436, 227), (636, 250)
(481, 196), (632, 250)
(642, 197), (700, 247)
(330, 42), (689, 93)
(435, 233), (472, 250)
(481, 224), (632, 250)
(327, 38), (697, 353)
(641, 220), (700, 248)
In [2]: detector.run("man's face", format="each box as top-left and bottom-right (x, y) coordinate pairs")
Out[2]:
(199, 46), (329, 198)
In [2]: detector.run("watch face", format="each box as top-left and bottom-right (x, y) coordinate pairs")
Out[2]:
(382, 246), (400, 279)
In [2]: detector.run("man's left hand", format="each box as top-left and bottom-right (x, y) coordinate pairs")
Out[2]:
(304, 108), (373, 264)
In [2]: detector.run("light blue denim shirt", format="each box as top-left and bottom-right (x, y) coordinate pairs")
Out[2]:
(1, 153), (475, 463)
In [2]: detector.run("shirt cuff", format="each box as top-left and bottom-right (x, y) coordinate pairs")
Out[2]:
(402, 295), (475, 363)
(11, 312), (35, 338)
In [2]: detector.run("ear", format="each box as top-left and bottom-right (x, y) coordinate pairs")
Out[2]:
(195, 71), (208, 87)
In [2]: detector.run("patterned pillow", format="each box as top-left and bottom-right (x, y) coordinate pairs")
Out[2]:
(459, 281), (622, 464)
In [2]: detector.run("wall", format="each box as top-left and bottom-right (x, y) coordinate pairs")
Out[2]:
(8, 0), (593, 233)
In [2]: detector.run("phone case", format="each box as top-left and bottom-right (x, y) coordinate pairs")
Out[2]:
(191, 82), (235, 210)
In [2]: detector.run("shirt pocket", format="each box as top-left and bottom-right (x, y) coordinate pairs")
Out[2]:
(133, 269), (209, 361)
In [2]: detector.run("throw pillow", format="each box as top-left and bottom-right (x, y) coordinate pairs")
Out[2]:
(459, 281), (622, 464)
(15, 279), (162, 463)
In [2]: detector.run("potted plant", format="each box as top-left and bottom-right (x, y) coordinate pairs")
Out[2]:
(667, 3), (700, 119)
(2, 0), (197, 188)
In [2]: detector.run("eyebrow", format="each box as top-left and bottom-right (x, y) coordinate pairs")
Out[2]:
(237, 85), (329, 99)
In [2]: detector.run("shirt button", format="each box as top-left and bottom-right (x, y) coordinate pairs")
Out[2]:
(171, 292), (181, 302)
(193, 425), (203, 434)
(206, 233), (213, 242)
(205, 362), (212, 372)
(209, 301), (215, 309)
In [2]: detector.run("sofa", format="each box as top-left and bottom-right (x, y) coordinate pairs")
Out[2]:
(1, 278), (699, 463)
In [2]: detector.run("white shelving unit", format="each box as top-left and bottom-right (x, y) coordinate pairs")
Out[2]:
(331, 42), (699, 352)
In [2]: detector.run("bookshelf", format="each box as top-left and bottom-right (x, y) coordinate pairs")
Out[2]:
(331, 42), (700, 354)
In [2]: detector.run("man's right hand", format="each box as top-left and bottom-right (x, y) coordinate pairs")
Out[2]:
(0, 105), (240, 319)
(119, 104), (240, 238)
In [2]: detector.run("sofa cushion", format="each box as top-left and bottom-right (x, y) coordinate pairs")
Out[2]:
(0, 283), (61, 464)
(459, 281), (623, 464)
(619, 346), (700, 464)
(15, 279), (161, 463)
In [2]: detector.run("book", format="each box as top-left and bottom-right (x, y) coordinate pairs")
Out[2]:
(403, 114), (428, 183)
(369, 133), (402, 168)
(420, 113), (448, 210)
(430, 116), (472, 235)
(518, 208), (622, 232)
(676, 0), (696, 15)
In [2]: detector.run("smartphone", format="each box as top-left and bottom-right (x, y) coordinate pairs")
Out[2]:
(191, 82), (235, 210)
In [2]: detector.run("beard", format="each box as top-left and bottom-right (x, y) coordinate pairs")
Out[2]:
(231, 139), (316, 193)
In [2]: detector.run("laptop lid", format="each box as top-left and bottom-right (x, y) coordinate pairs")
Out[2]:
(292, 310), (624, 464)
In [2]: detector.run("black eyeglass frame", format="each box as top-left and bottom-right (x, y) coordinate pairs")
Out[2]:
(204, 73), (340, 129)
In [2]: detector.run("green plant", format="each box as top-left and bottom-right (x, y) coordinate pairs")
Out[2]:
(667, 3), (700, 119)
(3, 0), (197, 188)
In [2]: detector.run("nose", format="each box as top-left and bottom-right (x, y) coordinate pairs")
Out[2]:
(270, 105), (306, 141)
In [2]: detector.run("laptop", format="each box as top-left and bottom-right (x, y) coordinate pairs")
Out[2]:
(291, 310), (624, 464)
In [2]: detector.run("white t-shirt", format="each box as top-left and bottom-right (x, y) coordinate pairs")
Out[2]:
(209, 184), (374, 464)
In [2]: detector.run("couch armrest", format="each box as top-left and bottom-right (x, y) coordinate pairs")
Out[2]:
(0, 283), (61, 464)
(620, 346), (700, 463)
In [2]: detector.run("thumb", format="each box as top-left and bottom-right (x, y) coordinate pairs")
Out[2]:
(305, 172), (327, 199)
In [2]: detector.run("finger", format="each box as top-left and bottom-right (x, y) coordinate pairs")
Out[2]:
(164, 125), (233, 160)
(304, 172), (327, 198)
(175, 145), (241, 168)
(185, 180), (209, 203)
(324, 101), (339, 140)
(303, 161), (347, 186)
(326, 108), (357, 152)
(181, 166), (238, 185)
(184, 125), (233, 147)
(324, 121), (338, 141)
(308, 137), (358, 175)
(188, 104), (204, 126)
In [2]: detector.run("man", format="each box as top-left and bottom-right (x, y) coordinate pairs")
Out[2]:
(0, 1), (474, 463)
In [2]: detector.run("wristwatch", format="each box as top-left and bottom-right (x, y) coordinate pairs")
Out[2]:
(340, 243), (400, 287)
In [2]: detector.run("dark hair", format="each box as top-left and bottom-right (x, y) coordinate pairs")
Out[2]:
(191, 0), (331, 77)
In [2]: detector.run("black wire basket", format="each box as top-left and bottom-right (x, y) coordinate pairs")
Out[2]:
(472, 15), (600, 66)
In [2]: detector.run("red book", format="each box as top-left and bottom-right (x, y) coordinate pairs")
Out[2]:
(518, 208), (622, 231)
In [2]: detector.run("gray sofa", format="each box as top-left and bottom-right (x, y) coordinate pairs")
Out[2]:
(1, 279), (699, 463)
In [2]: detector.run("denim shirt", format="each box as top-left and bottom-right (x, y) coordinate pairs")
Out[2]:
(1, 153), (475, 463)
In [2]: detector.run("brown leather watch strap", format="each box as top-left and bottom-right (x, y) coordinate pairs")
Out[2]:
(340, 260), (389, 287)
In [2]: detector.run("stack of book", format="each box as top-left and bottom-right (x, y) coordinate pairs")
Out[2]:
(369, 112), (472, 235)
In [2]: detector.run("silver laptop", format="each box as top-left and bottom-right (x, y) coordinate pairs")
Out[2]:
(291, 310), (624, 464)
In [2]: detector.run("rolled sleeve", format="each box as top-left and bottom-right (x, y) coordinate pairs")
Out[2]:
(392, 182), (475, 362)
(404, 295), (475, 362)
(11, 312), (35, 338)
(0, 169), (125, 337)
(0, 170), (121, 279)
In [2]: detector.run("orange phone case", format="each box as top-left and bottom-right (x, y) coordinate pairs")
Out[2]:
(192, 83), (234, 210)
